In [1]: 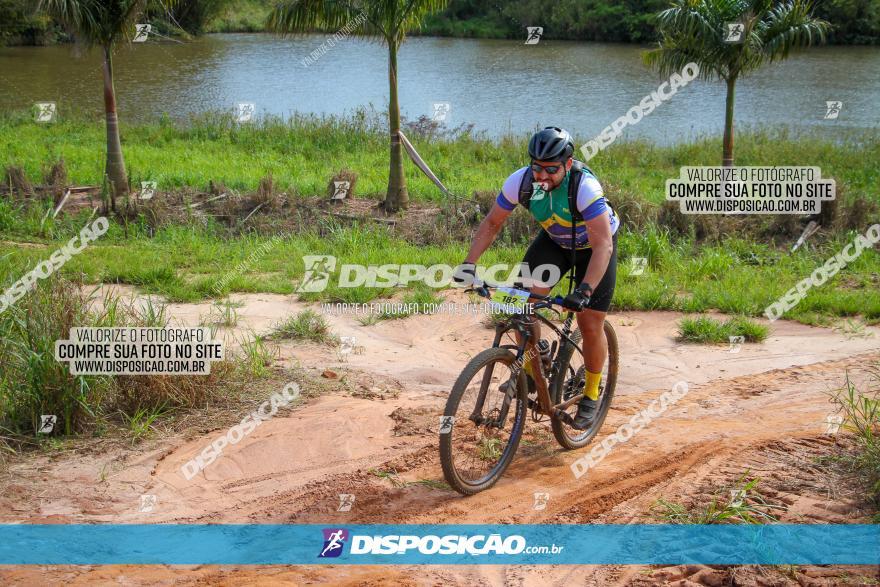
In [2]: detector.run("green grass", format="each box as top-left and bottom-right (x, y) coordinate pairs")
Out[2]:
(652, 474), (787, 524)
(829, 369), (880, 510)
(478, 437), (503, 461)
(676, 315), (771, 344)
(368, 467), (405, 486)
(201, 299), (242, 327)
(368, 467), (453, 491)
(2, 110), (879, 324)
(271, 309), (337, 344)
(408, 478), (453, 490)
(355, 312), (381, 327)
(1, 108), (516, 203)
(1, 209), (878, 324)
(119, 404), (167, 445)
(0, 267), (246, 444)
(236, 333), (276, 378)
(3, 110), (879, 211)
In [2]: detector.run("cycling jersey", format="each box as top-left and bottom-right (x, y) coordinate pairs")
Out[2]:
(495, 167), (619, 250)
(522, 230), (618, 312)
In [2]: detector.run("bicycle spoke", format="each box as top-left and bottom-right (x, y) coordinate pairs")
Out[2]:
(550, 321), (619, 449)
(445, 357), (523, 488)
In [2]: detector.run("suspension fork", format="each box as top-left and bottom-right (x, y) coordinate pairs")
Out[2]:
(492, 329), (534, 425)
(469, 322), (532, 427)
(467, 324), (517, 425)
(468, 365), (493, 426)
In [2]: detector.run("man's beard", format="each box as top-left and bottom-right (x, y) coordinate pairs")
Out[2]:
(534, 176), (565, 192)
(543, 175), (564, 191)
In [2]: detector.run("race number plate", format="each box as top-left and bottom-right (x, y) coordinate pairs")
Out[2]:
(489, 287), (530, 314)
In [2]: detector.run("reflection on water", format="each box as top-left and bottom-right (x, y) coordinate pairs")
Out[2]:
(0, 34), (877, 142)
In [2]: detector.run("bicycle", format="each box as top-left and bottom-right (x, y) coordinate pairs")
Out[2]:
(439, 282), (618, 495)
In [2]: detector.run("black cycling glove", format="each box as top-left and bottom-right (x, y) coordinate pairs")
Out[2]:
(562, 282), (593, 312)
(453, 262), (477, 286)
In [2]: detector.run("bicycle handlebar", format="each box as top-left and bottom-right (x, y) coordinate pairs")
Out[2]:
(464, 281), (567, 311)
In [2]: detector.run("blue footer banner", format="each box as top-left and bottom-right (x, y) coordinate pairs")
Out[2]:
(0, 524), (877, 565)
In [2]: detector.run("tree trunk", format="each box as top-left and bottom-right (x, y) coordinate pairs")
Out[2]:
(102, 45), (128, 210)
(384, 39), (408, 212)
(722, 76), (736, 167)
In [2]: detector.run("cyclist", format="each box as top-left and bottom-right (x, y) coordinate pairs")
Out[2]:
(456, 126), (619, 430)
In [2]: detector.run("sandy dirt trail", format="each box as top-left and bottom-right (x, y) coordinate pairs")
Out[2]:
(1, 287), (878, 586)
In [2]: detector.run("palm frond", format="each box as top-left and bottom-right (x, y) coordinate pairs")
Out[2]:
(115, 0), (151, 44)
(645, 0), (828, 82)
(39, 0), (169, 46)
(267, 0), (353, 35)
(40, 0), (101, 45)
(655, 3), (716, 42)
(395, 0), (448, 43)
(643, 45), (723, 80)
(268, 0), (447, 45)
(758, 1), (829, 63)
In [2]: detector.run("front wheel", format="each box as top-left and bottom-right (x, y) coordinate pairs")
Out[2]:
(440, 347), (527, 495)
(550, 320), (619, 450)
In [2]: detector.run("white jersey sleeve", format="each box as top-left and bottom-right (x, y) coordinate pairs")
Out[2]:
(497, 167), (529, 210)
(575, 174), (605, 215)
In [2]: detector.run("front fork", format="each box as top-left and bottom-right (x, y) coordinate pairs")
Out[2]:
(469, 320), (545, 428)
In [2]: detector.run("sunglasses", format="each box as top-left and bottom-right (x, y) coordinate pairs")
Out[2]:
(530, 162), (565, 174)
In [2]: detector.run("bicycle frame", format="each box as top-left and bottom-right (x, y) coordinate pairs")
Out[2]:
(468, 303), (584, 428)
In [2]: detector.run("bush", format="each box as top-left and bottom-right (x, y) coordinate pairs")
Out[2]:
(677, 315), (769, 344)
(0, 267), (239, 440)
(271, 309), (337, 344)
(830, 370), (880, 509)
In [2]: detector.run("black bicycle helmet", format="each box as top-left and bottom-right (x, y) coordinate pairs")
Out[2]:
(528, 126), (574, 162)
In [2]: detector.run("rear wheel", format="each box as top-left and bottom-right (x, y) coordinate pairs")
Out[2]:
(440, 347), (527, 495)
(550, 320), (618, 450)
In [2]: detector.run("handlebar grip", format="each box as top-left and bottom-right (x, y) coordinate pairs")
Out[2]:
(464, 285), (490, 298)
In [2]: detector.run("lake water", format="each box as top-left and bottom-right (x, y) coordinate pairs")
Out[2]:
(1, 33), (877, 142)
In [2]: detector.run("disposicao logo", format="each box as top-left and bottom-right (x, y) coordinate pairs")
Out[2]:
(328, 532), (530, 556)
(318, 528), (349, 558)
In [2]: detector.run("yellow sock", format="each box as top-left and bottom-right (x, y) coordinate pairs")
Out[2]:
(584, 370), (602, 400)
(523, 359), (534, 377)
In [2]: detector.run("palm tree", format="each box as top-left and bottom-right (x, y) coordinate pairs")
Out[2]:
(269, 0), (448, 213)
(645, 0), (829, 166)
(40, 0), (172, 210)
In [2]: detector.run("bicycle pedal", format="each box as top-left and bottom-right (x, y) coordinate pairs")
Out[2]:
(555, 410), (576, 427)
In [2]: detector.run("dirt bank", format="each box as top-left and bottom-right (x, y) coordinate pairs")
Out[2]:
(1, 287), (878, 585)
